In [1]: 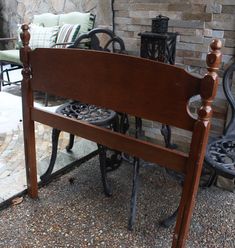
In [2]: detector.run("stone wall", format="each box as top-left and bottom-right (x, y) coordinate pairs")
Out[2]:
(0, 1), (4, 49)
(1, 0), (235, 151)
(1, 0), (112, 38)
(113, 0), (235, 149)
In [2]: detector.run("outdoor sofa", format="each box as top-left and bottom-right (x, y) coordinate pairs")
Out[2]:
(0, 11), (95, 91)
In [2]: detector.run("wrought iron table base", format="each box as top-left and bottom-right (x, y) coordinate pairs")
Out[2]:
(160, 207), (179, 228)
(97, 144), (112, 196)
(161, 124), (177, 149)
(40, 101), (122, 197)
(40, 102), (177, 229)
(40, 129), (117, 196)
(127, 117), (177, 230)
(128, 158), (140, 230)
(134, 118), (176, 149)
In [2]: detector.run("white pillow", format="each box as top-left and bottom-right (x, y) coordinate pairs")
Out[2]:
(29, 24), (59, 49)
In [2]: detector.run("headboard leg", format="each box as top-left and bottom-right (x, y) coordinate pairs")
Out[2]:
(21, 24), (38, 198)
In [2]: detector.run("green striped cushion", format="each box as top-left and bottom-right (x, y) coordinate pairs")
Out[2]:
(56, 24), (81, 48)
(59, 12), (95, 33)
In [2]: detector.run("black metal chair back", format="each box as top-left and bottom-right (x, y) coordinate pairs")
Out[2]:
(223, 63), (235, 136)
(69, 28), (126, 54)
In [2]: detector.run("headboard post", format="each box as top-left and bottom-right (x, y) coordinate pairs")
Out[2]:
(172, 39), (222, 248)
(20, 24), (38, 198)
(20, 24), (31, 68)
(199, 39), (222, 122)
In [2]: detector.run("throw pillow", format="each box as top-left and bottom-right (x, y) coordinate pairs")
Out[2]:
(29, 24), (60, 49)
(33, 13), (60, 27)
(59, 12), (95, 34)
(55, 24), (81, 48)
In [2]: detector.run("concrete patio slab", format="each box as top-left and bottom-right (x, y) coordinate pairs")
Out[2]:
(0, 88), (97, 204)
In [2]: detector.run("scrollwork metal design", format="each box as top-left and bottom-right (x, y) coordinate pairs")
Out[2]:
(56, 101), (116, 126)
(205, 62), (235, 180)
(206, 136), (235, 178)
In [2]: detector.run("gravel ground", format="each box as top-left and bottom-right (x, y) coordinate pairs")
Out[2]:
(0, 157), (234, 248)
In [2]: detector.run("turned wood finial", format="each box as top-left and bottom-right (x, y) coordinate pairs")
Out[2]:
(206, 39), (222, 73)
(198, 39), (222, 121)
(20, 24), (30, 47)
(20, 24), (31, 77)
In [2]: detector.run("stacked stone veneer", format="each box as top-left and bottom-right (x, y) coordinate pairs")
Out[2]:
(0, 0), (112, 38)
(0, 1), (5, 49)
(1, 0), (235, 151)
(113, 0), (235, 150)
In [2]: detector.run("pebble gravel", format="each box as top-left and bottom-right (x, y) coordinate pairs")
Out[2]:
(0, 158), (234, 248)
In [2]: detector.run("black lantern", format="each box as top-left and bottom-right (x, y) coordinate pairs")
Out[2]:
(138, 16), (177, 64)
(152, 15), (169, 33)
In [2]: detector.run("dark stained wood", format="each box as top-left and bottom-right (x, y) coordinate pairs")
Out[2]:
(32, 107), (188, 174)
(29, 48), (201, 131)
(172, 39), (222, 248)
(20, 22), (222, 248)
(20, 24), (38, 198)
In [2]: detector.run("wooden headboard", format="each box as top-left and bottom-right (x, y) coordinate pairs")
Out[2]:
(20, 24), (222, 248)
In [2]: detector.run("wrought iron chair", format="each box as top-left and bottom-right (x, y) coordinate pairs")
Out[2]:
(204, 62), (235, 184)
(0, 38), (22, 91)
(40, 28), (127, 198)
(160, 62), (235, 229)
(70, 28), (126, 52)
(0, 11), (95, 97)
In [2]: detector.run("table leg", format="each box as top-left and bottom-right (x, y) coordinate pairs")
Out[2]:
(128, 158), (140, 230)
(98, 144), (112, 197)
(161, 124), (177, 149)
(66, 134), (75, 152)
(160, 207), (179, 228)
(40, 128), (61, 182)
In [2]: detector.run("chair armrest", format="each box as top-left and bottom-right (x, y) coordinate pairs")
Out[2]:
(0, 37), (17, 43)
(52, 42), (74, 48)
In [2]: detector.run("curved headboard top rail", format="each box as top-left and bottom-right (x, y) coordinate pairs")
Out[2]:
(28, 48), (201, 131)
(20, 23), (222, 133)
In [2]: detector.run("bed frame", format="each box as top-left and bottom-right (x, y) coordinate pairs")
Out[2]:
(20, 24), (222, 248)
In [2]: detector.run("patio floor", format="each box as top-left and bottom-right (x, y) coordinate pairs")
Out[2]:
(0, 84), (234, 247)
(0, 84), (97, 203)
(0, 156), (234, 247)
